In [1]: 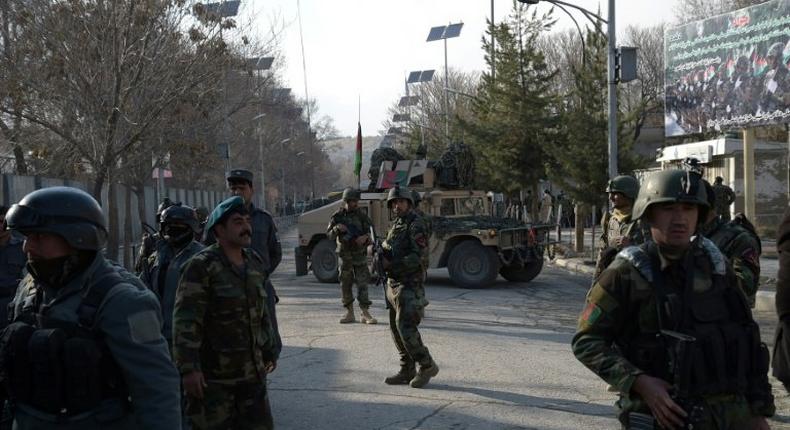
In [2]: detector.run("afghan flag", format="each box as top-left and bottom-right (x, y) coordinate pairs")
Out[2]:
(354, 122), (362, 179)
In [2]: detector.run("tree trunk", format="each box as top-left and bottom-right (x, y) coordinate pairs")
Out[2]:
(106, 181), (119, 261)
(574, 203), (585, 253)
(12, 145), (27, 175)
(123, 185), (133, 269)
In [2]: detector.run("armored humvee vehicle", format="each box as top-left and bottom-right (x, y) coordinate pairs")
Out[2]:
(294, 154), (552, 288)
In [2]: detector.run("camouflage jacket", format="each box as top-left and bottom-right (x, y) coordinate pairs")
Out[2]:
(173, 244), (276, 384)
(573, 239), (774, 418)
(702, 217), (761, 304)
(383, 211), (428, 280)
(595, 209), (646, 277)
(327, 207), (372, 255)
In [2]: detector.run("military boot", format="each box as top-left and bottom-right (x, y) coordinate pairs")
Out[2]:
(384, 365), (416, 385)
(360, 308), (377, 324)
(409, 361), (439, 388)
(339, 307), (355, 324)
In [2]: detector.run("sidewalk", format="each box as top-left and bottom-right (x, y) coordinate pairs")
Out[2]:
(547, 227), (779, 313)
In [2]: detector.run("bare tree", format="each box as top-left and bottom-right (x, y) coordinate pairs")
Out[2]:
(674, 0), (770, 24)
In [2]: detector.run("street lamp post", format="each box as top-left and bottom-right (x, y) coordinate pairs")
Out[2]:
(427, 23), (463, 144)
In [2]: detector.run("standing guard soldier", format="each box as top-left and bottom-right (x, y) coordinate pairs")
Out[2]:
(0, 187), (181, 429)
(381, 186), (438, 389)
(712, 176), (736, 222)
(206, 169), (283, 361)
(701, 180), (761, 307)
(0, 206), (25, 329)
(174, 196), (277, 430)
(135, 197), (175, 274)
(140, 204), (204, 348)
(327, 188), (377, 324)
(572, 170), (774, 429)
(595, 175), (646, 278)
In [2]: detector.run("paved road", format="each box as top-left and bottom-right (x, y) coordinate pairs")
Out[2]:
(268, 227), (790, 429)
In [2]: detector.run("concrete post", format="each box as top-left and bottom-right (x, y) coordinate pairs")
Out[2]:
(743, 128), (756, 222)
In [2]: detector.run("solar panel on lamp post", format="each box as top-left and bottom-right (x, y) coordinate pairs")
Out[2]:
(426, 23), (463, 145)
(406, 69), (434, 154)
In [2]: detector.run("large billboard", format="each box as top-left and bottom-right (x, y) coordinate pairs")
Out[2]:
(664, 0), (790, 137)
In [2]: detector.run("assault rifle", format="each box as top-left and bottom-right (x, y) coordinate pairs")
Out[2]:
(341, 223), (365, 243)
(369, 226), (389, 287)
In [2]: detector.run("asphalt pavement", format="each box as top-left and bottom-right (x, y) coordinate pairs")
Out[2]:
(268, 226), (790, 429)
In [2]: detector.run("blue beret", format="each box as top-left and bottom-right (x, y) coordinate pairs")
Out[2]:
(205, 196), (246, 233)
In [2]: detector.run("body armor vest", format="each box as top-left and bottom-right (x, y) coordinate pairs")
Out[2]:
(0, 271), (128, 417)
(618, 239), (769, 399)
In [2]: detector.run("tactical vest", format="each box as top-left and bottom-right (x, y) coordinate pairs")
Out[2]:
(0, 272), (128, 417)
(618, 239), (769, 398)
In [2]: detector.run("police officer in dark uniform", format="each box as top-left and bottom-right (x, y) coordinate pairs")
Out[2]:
(206, 169), (282, 361)
(139, 204), (204, 349)
(0, 206), (25, 329)
(0, 186), (181, 429)
(135, 197), (175, 274)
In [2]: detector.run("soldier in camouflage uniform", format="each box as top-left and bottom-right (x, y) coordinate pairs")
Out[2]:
(572, 169), (774, 429)
(712, 177), (736, 222)
(327, 188), (377, 324)
(411, 189), (431, 279)
(173, 196), (277, 430)
(381, 186), (438, 389)
(139, 204), (204, 349)
(701, 180), (761, 308)
(595, 176), (646, 278)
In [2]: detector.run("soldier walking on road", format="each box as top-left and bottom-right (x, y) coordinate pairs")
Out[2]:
(572, 170), (774, 429)
(174, 196), (278, 430)
(327, 188), (377, 324)
(140, 204), (204, 348)
(206, 169), (283, 360)
(0, 206), (25, 329)
(712, 176), (736, 222)
(0, 187), (181, 429)
(381, 186), (438, 389)
(595, 175), (646, 278)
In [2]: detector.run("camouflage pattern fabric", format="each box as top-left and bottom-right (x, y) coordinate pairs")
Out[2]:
(572, 241), (775, 425)
(712, 183), (736, 221)
(594, 208), (647, 278)
(173, 244), (276, 382)
(434, 142), (475, 188)
(702, 217), (761, 307)
(327, 207), (373, 308)
(414, 208), (432, 273)
(383, 211), (432, 368)
(185, 382), (272, 430)
(367, 148), (403, 191)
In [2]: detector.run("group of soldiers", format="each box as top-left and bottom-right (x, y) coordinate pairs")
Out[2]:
(666, 42), (790, 134)
(0, 168), (282, 430)
(326, 186), (438, 388)
(582, 167), (774, 429)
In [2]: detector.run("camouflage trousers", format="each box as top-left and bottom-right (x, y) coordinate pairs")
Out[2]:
(386, 276), (432, 368)
(186, 380), (272, 430)
(339, 253), (371, 309)
(619, 394), (758, 429)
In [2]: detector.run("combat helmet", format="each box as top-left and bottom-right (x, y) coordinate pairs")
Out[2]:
(155, 197), (175, 224)
(605, 175), (640, 200)
(342, 187), (361, 201)
(387, 185), (413, 208)
(6, 186), (107, 251)
(632, 169), (709, 222)
(161, 204), (200, 234)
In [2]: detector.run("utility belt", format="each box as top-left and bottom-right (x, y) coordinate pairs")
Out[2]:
(0, 317), (128, 417)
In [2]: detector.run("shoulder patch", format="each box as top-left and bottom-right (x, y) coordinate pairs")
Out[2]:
(128, 310), (162, 344)
(700, 237), (727, 275)
(616, 246), (653, 282)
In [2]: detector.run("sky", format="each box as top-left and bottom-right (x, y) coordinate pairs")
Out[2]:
(238, 0), (680, 137)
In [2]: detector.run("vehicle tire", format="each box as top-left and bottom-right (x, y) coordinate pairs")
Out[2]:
(500, 258), (544, 283)
(447, 240), (499, 288)
(295, 247), (308, 276)
(311, 239), (339, 283)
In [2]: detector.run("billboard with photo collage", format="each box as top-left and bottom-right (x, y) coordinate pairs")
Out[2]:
(664, 0), (790, 136)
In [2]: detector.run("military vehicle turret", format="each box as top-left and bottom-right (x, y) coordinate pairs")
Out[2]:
(295, 145), (552, 288)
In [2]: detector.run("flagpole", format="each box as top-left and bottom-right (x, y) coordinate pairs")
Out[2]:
(357, 94), (361, 189)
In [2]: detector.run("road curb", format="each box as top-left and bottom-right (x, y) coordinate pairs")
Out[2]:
(549, 257), (777, 314)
